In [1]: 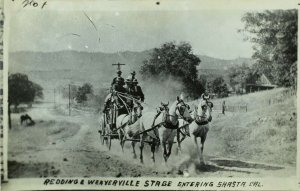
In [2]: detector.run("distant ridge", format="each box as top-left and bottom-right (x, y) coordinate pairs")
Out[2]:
(10, 50), (252, 71)
(9, 50), (252, 88)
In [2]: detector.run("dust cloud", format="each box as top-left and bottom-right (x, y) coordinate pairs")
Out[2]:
(141, 75), (184, 110)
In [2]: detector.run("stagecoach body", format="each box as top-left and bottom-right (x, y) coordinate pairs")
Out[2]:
(99, 94), (122, 150)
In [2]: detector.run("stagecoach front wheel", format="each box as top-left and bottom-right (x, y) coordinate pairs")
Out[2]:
(108, 135), (112, 150)
(99, 130), (103, 144)
(101, 133), (106, 145)
(100, 118), (107, 145)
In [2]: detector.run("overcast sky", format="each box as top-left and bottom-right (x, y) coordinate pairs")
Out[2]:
(9, 9), (254, 59)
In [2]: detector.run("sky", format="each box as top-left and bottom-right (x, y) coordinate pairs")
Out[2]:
(9, 9), (254, 59)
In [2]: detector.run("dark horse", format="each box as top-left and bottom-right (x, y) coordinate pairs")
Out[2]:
(20, 114), (35, 126)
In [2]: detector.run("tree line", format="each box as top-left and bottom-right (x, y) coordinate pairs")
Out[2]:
(140, 9), (297, 98)
(239, 9), (297, 88)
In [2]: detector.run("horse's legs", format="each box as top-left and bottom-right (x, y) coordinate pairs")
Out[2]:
(139, 134), (144, 164)
(155, 140), (160, 153)
(194, 136), (201, 162)
(167, 141), (173, 160)
(162, 142), (168, 162)
(150, 139), (156, 163)
(176, 130), (182, 155)
(120, 133), (124, 152)
(200, 136), (206, 164)
(132, 141), (137, 159)
(119, 129), (125, 152)
(121, 138), (126, 152)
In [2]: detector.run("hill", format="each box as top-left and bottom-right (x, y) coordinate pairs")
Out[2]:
(198, 55), (253, 70)
(9, 50), (252, 90)
(205, 88), (296, 166)
(9, 50), (151, 88)
(197, 55), (254, 82)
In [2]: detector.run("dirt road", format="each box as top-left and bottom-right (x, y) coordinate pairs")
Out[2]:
(8, 105), (295, 178)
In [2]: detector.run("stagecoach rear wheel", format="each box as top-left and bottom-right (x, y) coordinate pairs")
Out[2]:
(104, 126), (112, 150)
(104, 134), (112, 150)
(108, 135), (112, 150)
(99, 127), (103, 144)
(99, 115), (107, 145)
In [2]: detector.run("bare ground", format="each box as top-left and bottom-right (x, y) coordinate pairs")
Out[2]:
(8, 101), (296, 178)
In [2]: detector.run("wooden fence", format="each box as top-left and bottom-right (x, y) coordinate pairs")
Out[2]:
(265, 88), (296, 106)
(213, 103), (248, 113)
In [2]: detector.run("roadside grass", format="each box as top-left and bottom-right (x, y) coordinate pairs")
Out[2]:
(9, 117), (81, 155)
(209, 88), (296, 166)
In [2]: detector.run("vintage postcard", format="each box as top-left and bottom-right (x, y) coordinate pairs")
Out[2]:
(1, 0), (299, 190)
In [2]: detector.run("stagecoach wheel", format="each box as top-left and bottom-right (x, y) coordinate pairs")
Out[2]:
(104, 134), (109, 147)
(100, 118), (106, 145)
(101, 132), (106, 145)
(99, 122), (103, 144)
(99, 130), (103, 144)
(108, 135), (112, 150)
(101, 130), (106, 145)
(104, 126), (111, 149)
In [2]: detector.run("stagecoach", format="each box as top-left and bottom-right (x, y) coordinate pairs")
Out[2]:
(98, 91), (125, 150)
(98, 64), (213, 163)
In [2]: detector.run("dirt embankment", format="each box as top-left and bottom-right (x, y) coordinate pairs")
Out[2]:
(209, 91), (296, 166)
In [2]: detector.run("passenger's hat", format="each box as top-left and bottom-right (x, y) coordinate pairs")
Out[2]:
(125, 76), (132, 83)
(133, 79), (138, 84)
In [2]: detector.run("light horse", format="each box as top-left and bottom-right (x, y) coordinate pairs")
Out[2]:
(139, 96), (193, 163)
(185, 99), (212, 164)
(120, 102), (168, 161)
(116, 100), (143, 151)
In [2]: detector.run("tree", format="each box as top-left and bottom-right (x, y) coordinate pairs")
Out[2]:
(140, 41), (204, 97)
(240, 10), (297, 87)
(75, 83), (93, 104)
(211, 77), (229, 98)
(8, 73), (43, 129)
(228, 63), (259, 93)
(8, 73), (43, 108)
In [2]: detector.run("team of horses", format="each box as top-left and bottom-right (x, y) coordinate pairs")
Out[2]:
(101, 95), (212, 165)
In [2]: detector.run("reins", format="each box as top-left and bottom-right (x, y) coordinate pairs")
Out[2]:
(114, 90), (157, 110)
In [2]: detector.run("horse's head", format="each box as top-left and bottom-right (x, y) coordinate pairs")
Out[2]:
(197, 100), (213, 114)
(175, 96), (193, 123)
(159, 101), (170, 122)
(160, 101), (169, 111)
(132, 100), (143, 118)
(196, 100), (213, 122)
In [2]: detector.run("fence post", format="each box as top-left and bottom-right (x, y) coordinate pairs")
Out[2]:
(245, 104), (247, 112)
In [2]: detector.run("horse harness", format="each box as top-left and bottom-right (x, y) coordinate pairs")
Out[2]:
(194, 110), (212, 126)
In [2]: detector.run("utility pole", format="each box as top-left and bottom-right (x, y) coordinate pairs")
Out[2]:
(112, 62), (125, 71)
(68, 84), (71, 116)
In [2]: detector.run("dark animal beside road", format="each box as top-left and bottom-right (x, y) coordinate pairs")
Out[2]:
(20, 114), (35, 126)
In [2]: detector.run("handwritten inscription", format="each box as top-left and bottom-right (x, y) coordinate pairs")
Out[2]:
(12, 0), (47, 9)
